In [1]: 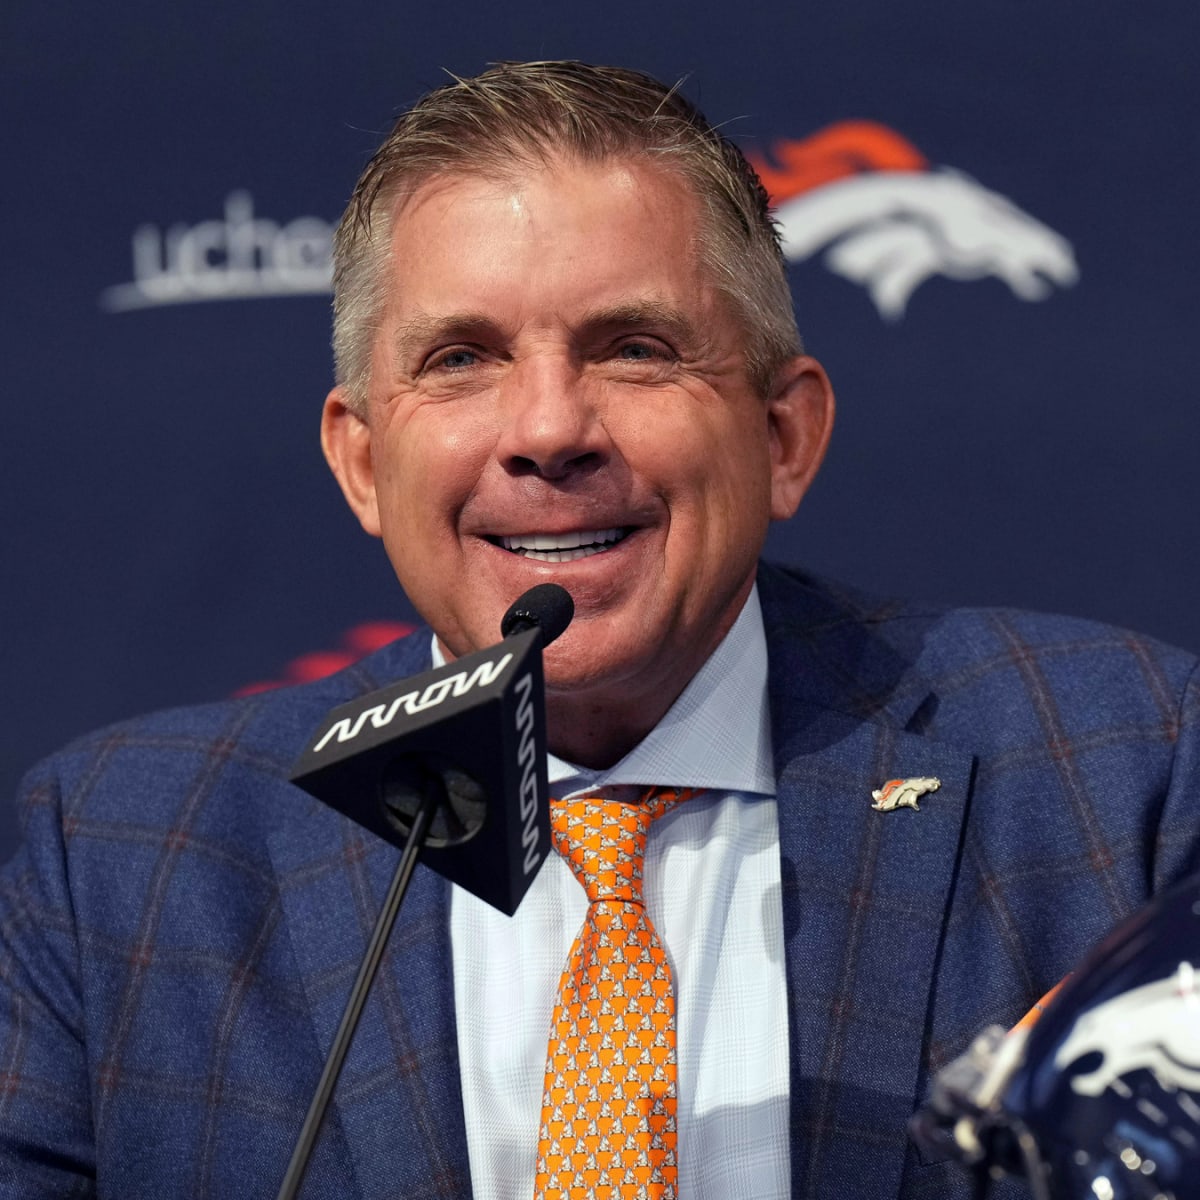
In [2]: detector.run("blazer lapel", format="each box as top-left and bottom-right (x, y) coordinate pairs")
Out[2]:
(772, 701), (973, 1198)
(758, 565), (975, 1198)
(268, 797), (471, 1199)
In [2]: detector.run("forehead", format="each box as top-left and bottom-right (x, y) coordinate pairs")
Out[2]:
(389, 151), (704, 232)
(375, 156), (725, 333)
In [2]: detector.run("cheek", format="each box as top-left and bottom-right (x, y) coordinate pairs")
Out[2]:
(372, 410), (496, 536)
(655, 406), (772, 514)
(685, 438), (774, 571)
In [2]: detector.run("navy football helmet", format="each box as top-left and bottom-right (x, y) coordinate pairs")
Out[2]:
(912, 874), (1200, 1199)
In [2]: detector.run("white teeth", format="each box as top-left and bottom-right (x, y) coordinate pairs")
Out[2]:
(498, 528), (626, 561)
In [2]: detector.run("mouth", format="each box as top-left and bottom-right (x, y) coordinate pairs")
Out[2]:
(489, 527), (632, 563)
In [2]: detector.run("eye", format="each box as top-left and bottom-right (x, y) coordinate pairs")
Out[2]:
(425, 346), (480, 372)
(420, 345), (480, 372)
(614, 339), (669, 362)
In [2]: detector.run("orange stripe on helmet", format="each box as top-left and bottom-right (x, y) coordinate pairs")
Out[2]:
(1010, 978), (1070, 1034)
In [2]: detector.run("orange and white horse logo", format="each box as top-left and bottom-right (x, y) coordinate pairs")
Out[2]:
(871, 776), (940, 812)
(747, 121), (1079, 318)
(1055, 963), (1200, 1097)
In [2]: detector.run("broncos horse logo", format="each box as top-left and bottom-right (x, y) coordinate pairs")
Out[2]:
(1054, 962), (1200, 1097)
(747, 121), (1079, 318)
(870, 776), (941, 812)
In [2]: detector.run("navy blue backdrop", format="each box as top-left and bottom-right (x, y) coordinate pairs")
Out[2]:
(4, 2), (1197, 858)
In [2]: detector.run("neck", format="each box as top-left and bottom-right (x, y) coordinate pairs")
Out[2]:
(545, 690), (674, 770)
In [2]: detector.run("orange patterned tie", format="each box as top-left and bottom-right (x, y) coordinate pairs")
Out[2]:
(534, 786), (694, 1200)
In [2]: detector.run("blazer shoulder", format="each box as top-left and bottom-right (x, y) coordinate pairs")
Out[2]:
(909, 601), (1199, 737)
(15, 625), (434, 841)
(757, 559), (1200, 742)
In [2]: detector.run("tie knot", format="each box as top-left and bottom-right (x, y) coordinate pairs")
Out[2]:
(550, 787), (692, 905)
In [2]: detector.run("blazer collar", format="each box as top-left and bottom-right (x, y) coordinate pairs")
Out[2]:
(757, 559), (943, 733)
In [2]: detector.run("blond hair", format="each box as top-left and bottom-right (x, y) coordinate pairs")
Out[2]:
(332, 61), (801, 413)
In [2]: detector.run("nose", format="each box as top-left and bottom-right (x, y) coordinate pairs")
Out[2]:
(495, 358), (609, 480)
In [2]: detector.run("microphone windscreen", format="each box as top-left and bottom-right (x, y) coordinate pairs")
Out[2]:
(500, 584), (574, 645)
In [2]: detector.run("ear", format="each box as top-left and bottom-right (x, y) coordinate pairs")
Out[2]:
(766, 355), (836, 521)
(321, 387), (383, 537)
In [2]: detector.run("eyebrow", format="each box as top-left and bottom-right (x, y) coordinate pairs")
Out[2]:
(579, 301), (706, 350)
(391, 312), (499, 365)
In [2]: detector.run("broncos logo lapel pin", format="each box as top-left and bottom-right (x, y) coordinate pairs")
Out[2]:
(871, 777), (941, 812)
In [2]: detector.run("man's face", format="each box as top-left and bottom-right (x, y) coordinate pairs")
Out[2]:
(324, 156), (832, 763)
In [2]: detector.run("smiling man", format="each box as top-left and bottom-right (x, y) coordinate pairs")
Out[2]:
(1, 61), (1199, 1200)
(321, 154), (831, 768)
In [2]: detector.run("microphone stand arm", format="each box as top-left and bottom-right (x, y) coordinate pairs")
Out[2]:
(275, 782), (441, 1200)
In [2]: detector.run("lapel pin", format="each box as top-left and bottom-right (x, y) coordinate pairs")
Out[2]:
(871, 777), (941, 812)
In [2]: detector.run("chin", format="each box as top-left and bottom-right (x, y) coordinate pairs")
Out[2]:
(541, 627), (654, 695)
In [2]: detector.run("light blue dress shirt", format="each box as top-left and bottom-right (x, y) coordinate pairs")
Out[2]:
(444, 586), (791, 1199)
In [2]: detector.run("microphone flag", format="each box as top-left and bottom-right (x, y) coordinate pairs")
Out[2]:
(290, 627), (549, 915)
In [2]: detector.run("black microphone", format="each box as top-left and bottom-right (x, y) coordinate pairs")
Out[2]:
(289, 584), (574, 916)
(501, 582), (574, 641)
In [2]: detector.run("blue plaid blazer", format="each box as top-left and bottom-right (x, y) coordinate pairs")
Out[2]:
(1, 563), (1197, 1199)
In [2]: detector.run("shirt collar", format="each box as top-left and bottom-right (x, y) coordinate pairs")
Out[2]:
(431, 585), (775, 799)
